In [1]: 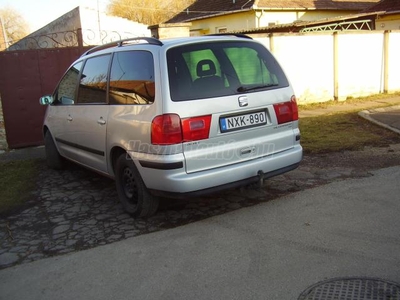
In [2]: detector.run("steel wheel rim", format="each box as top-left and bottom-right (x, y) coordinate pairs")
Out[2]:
(122, 167), (138, 205)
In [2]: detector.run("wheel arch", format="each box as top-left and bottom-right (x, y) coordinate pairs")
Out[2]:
(42, 125), (49, 137)
(109, 146), (127, 177)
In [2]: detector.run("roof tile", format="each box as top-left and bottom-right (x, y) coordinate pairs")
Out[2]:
(168, 0), (380, 23)
(363, 0), (400, 12)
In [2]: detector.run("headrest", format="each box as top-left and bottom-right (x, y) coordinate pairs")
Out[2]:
(196, 59), (216, 77)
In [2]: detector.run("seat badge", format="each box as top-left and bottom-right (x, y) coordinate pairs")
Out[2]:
(238, 96), (248, 107)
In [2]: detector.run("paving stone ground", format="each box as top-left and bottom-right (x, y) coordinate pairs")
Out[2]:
(1, 97), (400, 269)
(2, 143), (399, 270)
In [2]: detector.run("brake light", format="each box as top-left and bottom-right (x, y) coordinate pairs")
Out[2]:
(151, 114), (182, 145)
(151, 114), (212, 145)
(273, 95), (299, 124)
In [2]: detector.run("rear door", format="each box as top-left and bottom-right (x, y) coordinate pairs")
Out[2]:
(166, 40), (298, 174)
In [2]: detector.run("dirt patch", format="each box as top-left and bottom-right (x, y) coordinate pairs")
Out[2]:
(303, 144), (400, 172)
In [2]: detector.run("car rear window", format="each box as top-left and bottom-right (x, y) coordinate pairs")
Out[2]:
(167, 41), (289, 101)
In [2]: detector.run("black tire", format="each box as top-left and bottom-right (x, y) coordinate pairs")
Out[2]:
(115, 153), (159, 218)
(44, 131), (64, 169)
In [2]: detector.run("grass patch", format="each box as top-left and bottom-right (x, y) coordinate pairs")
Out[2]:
(298, 92), (400, 111)
(0, 159), (40, 216)
(299, 112), (400, 154)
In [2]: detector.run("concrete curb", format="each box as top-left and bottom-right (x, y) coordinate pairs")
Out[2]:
(358, 105), (400, 135)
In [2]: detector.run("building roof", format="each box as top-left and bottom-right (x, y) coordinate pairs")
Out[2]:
(234, 11), (380, 34)
(363, 0), (400, 13)
(167, 0), (380, 23)
(167, 0), (255, 23)
(256, 0), (379, 10)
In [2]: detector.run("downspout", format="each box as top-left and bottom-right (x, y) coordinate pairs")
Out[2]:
(255, 10), (264, 28)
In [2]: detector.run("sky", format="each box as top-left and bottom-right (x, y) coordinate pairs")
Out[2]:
(1, 0), (109, 33)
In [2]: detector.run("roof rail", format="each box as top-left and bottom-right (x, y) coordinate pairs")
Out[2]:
(81, 37), (163, 57)
(207, 33), (253, 39)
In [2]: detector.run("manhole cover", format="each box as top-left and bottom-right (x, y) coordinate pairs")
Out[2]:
(298, 277), (400, 300)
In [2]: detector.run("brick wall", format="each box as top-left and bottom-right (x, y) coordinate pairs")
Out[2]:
(0, 94), (8, 150)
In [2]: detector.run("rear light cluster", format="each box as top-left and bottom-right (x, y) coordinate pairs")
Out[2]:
(151, 114), (211, 145)
(273, 95), (299, 125)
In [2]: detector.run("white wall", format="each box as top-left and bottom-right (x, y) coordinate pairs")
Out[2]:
(337, 32), (383, 99)
(252, 30), (400, 104)
(388, 32), (400, 91)
(80, 8), (150, 45)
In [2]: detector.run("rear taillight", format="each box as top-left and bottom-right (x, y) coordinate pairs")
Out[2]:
(151, 114), (182, 145)
(273, 95), (299, 124)
(151, 114), (211, 145)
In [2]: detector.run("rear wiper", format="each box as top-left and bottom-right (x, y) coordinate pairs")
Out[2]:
(237, 84), (278, 92)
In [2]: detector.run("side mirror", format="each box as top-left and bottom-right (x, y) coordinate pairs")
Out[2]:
(39, 95), (54, 105)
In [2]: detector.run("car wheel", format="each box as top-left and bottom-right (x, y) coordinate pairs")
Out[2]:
(44, 131), (64, 169)
(115, 153), (159, 218)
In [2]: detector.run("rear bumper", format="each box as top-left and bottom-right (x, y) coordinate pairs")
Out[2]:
(149, 162), (300, 199)
(136, 145), (302, 197)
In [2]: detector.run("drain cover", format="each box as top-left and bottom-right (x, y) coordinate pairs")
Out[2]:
(298, 277), (400, 300)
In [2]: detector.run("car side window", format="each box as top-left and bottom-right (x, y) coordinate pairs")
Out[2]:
(55, 61), (83, 105)
(109, 51), (155, 105)
(77, 54), (111, 104)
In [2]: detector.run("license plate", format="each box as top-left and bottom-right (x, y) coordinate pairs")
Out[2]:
(220, 111), (267, 132)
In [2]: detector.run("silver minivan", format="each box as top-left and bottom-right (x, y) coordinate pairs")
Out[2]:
(40, 35), (302, 218)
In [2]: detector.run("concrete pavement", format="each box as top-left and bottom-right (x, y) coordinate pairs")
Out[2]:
(1, 166), (399, 300)
(359, 105), (400, 134)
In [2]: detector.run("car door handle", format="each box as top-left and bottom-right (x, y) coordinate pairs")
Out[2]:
(97, 118), (106, 125)
(67, 115), (73, 122)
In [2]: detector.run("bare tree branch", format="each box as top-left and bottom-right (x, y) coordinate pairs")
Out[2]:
(107, 0), (195, 25)
(0, 6), (30, 45)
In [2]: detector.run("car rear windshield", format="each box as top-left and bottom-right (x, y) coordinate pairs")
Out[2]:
(167, 41), (289, 101)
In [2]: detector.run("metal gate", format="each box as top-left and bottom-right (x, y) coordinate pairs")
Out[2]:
(0, 47), (90, 148)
